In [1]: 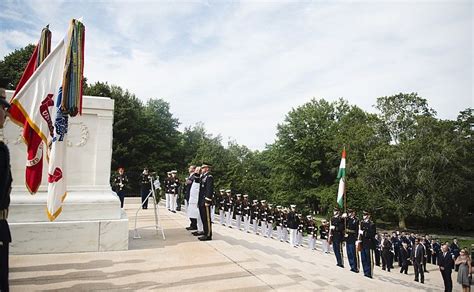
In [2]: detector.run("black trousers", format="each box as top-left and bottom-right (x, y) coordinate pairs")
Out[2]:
(382, 250), (392, 271)
(0, 241), (8, 292)
(375, 249), (381, 266)
(431, 253), (437, 265)
(440, 269), (452, 292)
(414, 261), (424, 282)
(199, 204), (212, 238)
(189, 218), (197, 228)
(400, 261), (408, 274)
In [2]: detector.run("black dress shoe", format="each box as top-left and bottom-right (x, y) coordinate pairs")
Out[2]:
(186, 226), (197, 231)
(198, 236), (212, 241)
(192, 231), (204, 236)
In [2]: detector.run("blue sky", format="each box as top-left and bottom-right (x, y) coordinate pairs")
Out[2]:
(1, 0), (472, 150)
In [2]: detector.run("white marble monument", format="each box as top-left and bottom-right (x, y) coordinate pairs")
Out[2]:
(1, 91), (128, 254)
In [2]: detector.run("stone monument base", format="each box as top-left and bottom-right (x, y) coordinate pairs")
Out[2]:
(9, 190), (129, 254)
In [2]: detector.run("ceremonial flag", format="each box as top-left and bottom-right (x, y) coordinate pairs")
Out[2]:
(11, 19), (85, 220)
(336, 148), (346, 208)
(9, 26), (51, 193)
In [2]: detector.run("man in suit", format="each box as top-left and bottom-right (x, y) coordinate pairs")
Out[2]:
(411, 237), (425, 284)
(198, 163), (214, 241)
(1, 88), (12, 292)
(400, 242), (410, 274)
(438, 243), (454, 292)
(184, 165), (197, 231)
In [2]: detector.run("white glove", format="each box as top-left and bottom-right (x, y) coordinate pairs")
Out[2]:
(330, 226), (335, 230)
(359, 230), (364, 235)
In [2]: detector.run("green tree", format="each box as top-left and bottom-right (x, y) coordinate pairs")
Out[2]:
(0, 44), (35, 89)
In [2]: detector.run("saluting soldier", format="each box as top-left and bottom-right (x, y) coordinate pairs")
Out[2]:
(282, 208), (289, 242)
(218, 189), (226, 225)
(345, 208), (359, 272)
(287, 205), (299, 247)
(251, 200), (260, 234)
(197, 163), (214, 241)
(275, 206), (283, 241)
(224, 190), (233, 227)
(330, 207), (345, 268)
(234, 194), (243, 230)
(164, 171), (172, 211)
(307, 215), (318, 250)
(266, 204), (275, 238)
(169, 170), (180, 213)
(297, 213), (304, 246)
(360, 210), (377, 278)
(242, 195), (251, 232)
(260, 201), (268, 236)
(140, 168), (152, 209)
(320, 220), (330, 253)
(113, 167), (128, 208)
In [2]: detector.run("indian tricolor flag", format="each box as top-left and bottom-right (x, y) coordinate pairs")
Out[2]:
(336, 148), (346, 208)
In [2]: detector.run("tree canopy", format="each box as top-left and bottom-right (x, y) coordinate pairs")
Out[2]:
(2, 45), (472, 231)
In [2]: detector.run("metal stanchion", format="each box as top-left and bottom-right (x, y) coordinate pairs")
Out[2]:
(133, 175), (166, 240)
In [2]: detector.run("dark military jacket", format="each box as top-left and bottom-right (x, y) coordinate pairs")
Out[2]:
(345, 216), (359, 243)
(319, 224), (329, 240)
(307, 221), (318, 238)
(330, 216), (345, 242)
(251, 203), (260, 221)
(198, 172), (214, 206)
(361, 219), (376, 249)
(224, 195), (233, 212)
(169, 177), (180, 194)
(113, 174), (128, 191)
(0, 142), (12, 242)
(287, 211), (299, 229)
(233, 199), (242, 215)
(242, 200), (251, 216)
(140, 173), (151, 191)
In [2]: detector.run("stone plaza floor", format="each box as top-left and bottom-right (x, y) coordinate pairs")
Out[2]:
(10, 197), (452, 291)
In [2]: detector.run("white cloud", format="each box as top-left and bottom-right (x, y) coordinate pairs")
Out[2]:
(1, 0), (472, 150)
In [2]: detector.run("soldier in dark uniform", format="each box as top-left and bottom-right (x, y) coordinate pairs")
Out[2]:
(306, 215), (318, 250)
(287, 205), (299, 247)
(275, 206), (283, 241)
(282, 207), (289, 242)
(251, 199), (260, 234)
(217, 189), (225, 225)
(242, 194), (251, 232)
(234, 194), (243, 230)
(140, 168), (152, 209)
(260, 200), (268, 236)
(224, 190), (233, 227)
(198, 163), (214, 241)
(266, 204), (275, 238)
(164, 171), (172, 210)
(345, 208), (359, 272)
(113, 167), (128, 208)
(297, 213), (304, 246)
(360, 210), (376, 278)
(1, 91), (12, 292)
(330, 207), (345, 268)
(169, 170), (180, 213)
(320, 220), (330, 253)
